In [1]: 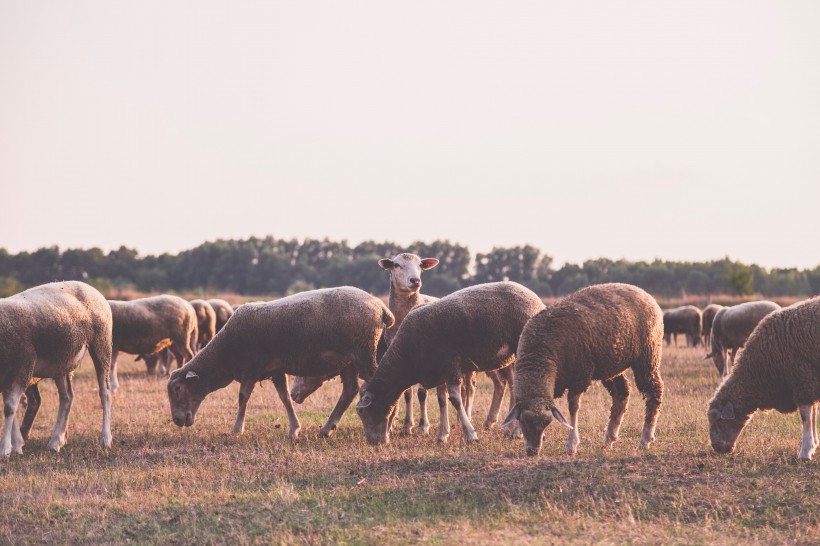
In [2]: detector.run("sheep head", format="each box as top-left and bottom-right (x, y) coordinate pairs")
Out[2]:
(167, 370), (206, 427)
(290, 374), (333, 404)
(356, 389), (393, 445)
(707, 398), (753, 454)
(503, 397), (570, 457)
(379, 254), (439, 294)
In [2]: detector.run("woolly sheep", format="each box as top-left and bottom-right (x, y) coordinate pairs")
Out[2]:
(705, 301), (781, 377)
(663, 305), (702, 347)
(0, 281), (114, 455)
(190, 299), (217, 350)
(108, 295), (198, 391)
(708, 297), (820, 460)
(502, 283), (664, 457)
(701, 304), (723, 349)
(356, 282), (544, 445)
(206, 298), (234, 333)
(166, 287), (394, 439)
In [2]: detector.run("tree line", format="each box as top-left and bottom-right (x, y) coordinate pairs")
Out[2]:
(0, 237), (818, 299)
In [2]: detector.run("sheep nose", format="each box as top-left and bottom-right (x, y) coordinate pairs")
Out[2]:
(409, 278), (421, 285)
(526, 446), (540, 457)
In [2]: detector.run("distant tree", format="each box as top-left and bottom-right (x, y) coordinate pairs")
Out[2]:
(727, 264), (754, 296)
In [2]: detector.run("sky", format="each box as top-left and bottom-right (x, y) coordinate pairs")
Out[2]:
(1, 1), (818, 269)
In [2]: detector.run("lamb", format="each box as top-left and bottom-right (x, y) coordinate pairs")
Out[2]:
(0, 281), (114, 455)
(190, 299), (217, 350)
(701, 304), (723, 349)
(663, 305), (702, 347)
(502, 283), (664, 457)
(356, 281), (545, 445)
(707, 297), (820, 460)
(206, 298), (234, 333)
(167, 287), (394, 439)
(109, 295), (198, 391)
(705, 301), (781, 377)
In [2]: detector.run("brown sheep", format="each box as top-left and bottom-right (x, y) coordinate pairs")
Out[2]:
(701, 304), (723, 349)
(705, 301), (781, 377)
(167, 287), (394, 439)
(663, 305), (702, 347)
(190, 299), (217, 350)
(206, 298), (234, 333)
(356, 282), (545, 445)
(502, 283), (664, 457)
(0, 281), (114, 455)
(109, 295), (198, 391)
(708, 297), (820, 460)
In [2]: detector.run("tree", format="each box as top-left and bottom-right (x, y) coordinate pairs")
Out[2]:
(727, 264), (754, 296)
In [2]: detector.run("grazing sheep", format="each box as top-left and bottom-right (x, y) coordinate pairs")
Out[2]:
(502, 283), (664, 457)
(663, 305), (702, 347)
(135, 348), (173, 377)
(190, 299), (217, 350)
(708, 297), (820, 460)
(0, 281), (114, 455)
(109, 295), (198, 391)
(705, 301), (781, 377)
(167, 287), (394, 439)
(356, 282), (545, 445)
(701, 304), (723, 349)
(206, 299), (234, 333)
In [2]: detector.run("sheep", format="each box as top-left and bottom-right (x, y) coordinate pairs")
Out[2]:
(663, 305), (702, 347)
(206, 298), (234, 333)
(109, 295), (198, 391)
(707, 297), (820, 460)
(190, 299), (217, 350)
(705, 301), (781, 377)
(501, 283), (664, 457)
(356, 281), (545, 445)
(167, 287), (394, 439)
(701, 303), (723, 349)
(135, 348), (173, 376)
(0, 281), (114, 455)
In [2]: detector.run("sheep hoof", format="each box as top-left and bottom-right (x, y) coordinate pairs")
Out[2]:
(401, 424), (414, 436)
(436, 434), (450, 444)
(319, 424), (337, 438)
(465, 433), (479, 444)
(418, 425), (430, 435)
(288, 428), (301, 440)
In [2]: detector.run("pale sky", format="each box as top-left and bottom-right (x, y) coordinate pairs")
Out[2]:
(1, 1), (818, 269)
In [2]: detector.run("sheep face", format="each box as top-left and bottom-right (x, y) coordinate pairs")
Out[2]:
(504, 398), (568, 456)
(167, 371), (206, 427)
(379, 254), (439, 294)
(290, 374), (331, 404)
(356, 390), (393, 445)
(707, 398), (752, 454)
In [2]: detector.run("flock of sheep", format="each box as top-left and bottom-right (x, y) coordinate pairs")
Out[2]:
(1, 253), (818, 463)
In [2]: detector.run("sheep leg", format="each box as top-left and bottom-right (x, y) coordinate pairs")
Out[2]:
(633, 365), (663, 449)
(799, 404), (817, 461)
(47, 374), (75, 452)
(461, 371), (476, 420)
(602, 375), (630, 449)
(417, 387), (430, 435)
(402, 388), (415, 435)
(110, 349), (120, 392)
(319, 365), (358, 438)
(11, 413), (24, 455)
(565, 391), (583, 455)
(232, 380), (256, 435)
(19, 383), (42, 441)
(436, 385), (450, 443)
(2, 386), (25, 456)
(812, 403), (819, 451)
(272, 375), (301, 440)
(88, 344), (113, 449)
(447, 383), (478, 443)
(483, 370), (506, 428)
(728, 348), (738, 375)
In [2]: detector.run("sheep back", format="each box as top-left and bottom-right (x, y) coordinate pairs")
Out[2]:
(109, 295), (196, 355)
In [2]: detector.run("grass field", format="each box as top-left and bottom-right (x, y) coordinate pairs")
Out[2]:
(2, 344), (817, 545)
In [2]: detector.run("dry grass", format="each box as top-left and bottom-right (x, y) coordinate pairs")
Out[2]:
(2, 346), (817, 545)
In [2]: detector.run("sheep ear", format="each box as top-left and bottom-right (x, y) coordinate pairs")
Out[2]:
(501, 403), (522, 428)
(551, 406), (572, 429)
(378, 259), (394, 270)
(719, 401), (735, 420)
(420, 258), (439, 270)
(357, 391), (374, 409)
(185, 371), (199, 381)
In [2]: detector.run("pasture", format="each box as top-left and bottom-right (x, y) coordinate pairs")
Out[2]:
(2, 345), (817, 545)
